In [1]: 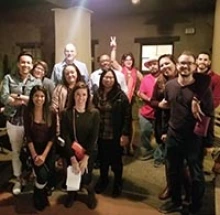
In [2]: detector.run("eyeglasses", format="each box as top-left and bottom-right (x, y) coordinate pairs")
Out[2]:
(178, 61), (195, 66)
(103, 76), (114, 80)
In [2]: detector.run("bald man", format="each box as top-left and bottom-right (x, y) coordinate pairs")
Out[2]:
(51, 43), (89, 85)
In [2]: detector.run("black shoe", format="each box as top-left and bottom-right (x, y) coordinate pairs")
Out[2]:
(64, 192), (77, 208)
(154, 160), (164, 168)
(46, 186), (55, 196)
(188, 202), (202, 214)
(95, 178), (109, 194)
(33, 187), (48, 211)
(112, 184), (122, 198)
(87, 191), (98, 209)
(158, 201), (182, 214)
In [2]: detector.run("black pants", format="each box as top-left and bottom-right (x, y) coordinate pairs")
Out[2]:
(98, 138), (123, 186)
(33, 150), (56, 186)
(165, 133), (205, 206)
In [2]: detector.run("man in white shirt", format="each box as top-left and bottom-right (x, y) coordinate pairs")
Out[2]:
(90, 54), (127, 95)
(51, 43), (89, 85)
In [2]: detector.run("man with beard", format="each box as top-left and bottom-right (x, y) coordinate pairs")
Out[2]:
(51, 43), (89, 85)
(158, 51), (213, 214)
(196, 52), (220, 108)
(90, 54), (127, 95)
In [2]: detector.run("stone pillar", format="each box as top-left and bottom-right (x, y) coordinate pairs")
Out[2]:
(53, 7), (92, 73)
(212, 0), (220, 74)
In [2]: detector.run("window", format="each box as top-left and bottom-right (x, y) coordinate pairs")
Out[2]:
(141, 44), (173, 72)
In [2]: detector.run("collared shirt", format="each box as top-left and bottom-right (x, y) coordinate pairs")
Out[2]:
(0, 73), (42, 118)
(51, 59), (89, 85)
(89, 68), (128, 95)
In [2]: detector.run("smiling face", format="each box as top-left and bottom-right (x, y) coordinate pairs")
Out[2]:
(64, 65), (78, 86)
(196, 53), (211, 73)
(122, 55), (133, 69)
(64, 44), (77, 63)
(99, 55), (111, 71)
(177, 54), (197, 77)
(74, 88), (88, 108)
(102, 70), (115, 90)
(159, 57), (176, 79)
(32, 90), (45, 107)
(17, 55), (33, 77)
(32, 64), (45, 80)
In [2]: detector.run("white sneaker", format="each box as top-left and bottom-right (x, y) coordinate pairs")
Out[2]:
(12, 181), (22, 195)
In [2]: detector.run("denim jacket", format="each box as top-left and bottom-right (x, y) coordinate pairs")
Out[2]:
(0, 73), (41, 118)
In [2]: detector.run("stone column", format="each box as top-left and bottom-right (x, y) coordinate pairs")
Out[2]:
(53, 7), (92, 73)
(212, 0), (220, 74)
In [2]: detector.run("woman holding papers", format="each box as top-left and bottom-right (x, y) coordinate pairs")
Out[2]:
(61, 82), (100, 209)
(23, 85), (56, 211)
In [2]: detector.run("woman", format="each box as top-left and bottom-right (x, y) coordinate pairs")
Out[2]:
(51, 64), (83, 190)
(51, 64), (82, 116)
(31, 61), (55, 104)
(61, 82), (100, 209)
(110, 37), (142, 154)
(93, 69), (132, 198)
(23, 85), (56, 211)
(150, 54), (177, 168)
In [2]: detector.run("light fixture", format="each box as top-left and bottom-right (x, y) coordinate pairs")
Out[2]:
(131, 0), (140, 5)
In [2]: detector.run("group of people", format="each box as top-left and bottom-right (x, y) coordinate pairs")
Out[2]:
(0, 39), (220, 214)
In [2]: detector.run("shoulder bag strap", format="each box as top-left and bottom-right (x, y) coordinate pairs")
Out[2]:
(73, 108), (78, 142)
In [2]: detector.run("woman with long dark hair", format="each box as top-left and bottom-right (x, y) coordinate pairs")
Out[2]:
(23, 85), (56, 210)
(93, 69), (132, 197)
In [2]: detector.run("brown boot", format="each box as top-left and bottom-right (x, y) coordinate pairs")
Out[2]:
(158, 186), (171, 200)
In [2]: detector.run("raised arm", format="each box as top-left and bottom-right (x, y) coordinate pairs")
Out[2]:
(110, 36), (122, 71)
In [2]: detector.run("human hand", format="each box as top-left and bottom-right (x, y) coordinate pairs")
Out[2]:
(191, 99), (204, 121)
(71, 156), (80, 174)
(110, 36), (117, 48)
(120, 135), (129, 147)
(34, 155), (45, 166)
(79, 156), (88, 175)
(158, 99), (169, 109)
(161, 134), (167, 142)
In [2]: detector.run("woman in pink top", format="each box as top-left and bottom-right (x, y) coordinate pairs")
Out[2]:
(110, 37), (143, 154)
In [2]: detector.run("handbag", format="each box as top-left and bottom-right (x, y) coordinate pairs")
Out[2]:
(19, 145), (32, 171)
(193, 115), (211, 137)
(71, 109), (85, 160)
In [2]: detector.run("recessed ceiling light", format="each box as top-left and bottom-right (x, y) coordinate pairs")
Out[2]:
(131, 0), (140, 5)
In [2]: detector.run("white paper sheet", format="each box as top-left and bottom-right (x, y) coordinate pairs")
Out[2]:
(66, 166), (81, 191)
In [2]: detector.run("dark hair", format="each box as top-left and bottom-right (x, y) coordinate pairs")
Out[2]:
(27, 85), (52, 126)
(32, 60), (48, 76)
(158, 54), (176, 66)
(17, 52), (33, 62)
(121, 52), (135, 68)
(62, 64), (82, 87)
(67, 81), (91, 110)
(178, 51), (196, 61)
(197, 51), (211, 59)
(98, 69), (121, 99)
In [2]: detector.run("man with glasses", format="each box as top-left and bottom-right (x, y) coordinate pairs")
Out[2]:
(158, 51), (213, 214)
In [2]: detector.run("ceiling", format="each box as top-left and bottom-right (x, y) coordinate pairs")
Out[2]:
(0, 0), (216, 15)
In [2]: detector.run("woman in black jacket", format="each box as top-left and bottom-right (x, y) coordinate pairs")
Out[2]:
(61, 82), (100, 209)
(93, 69), (132, 197)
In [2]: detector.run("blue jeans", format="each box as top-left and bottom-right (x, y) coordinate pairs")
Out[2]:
(139, 114), (154, 152)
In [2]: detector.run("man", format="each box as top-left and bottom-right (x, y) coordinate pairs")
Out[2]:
(90, 54), (127, 95)
(196, 52), (220, 108)
(159, 51), (213, 214)
(51, 43), (89, 85)
(0, 52), (41, 195)
(137, 56), (160, 161)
